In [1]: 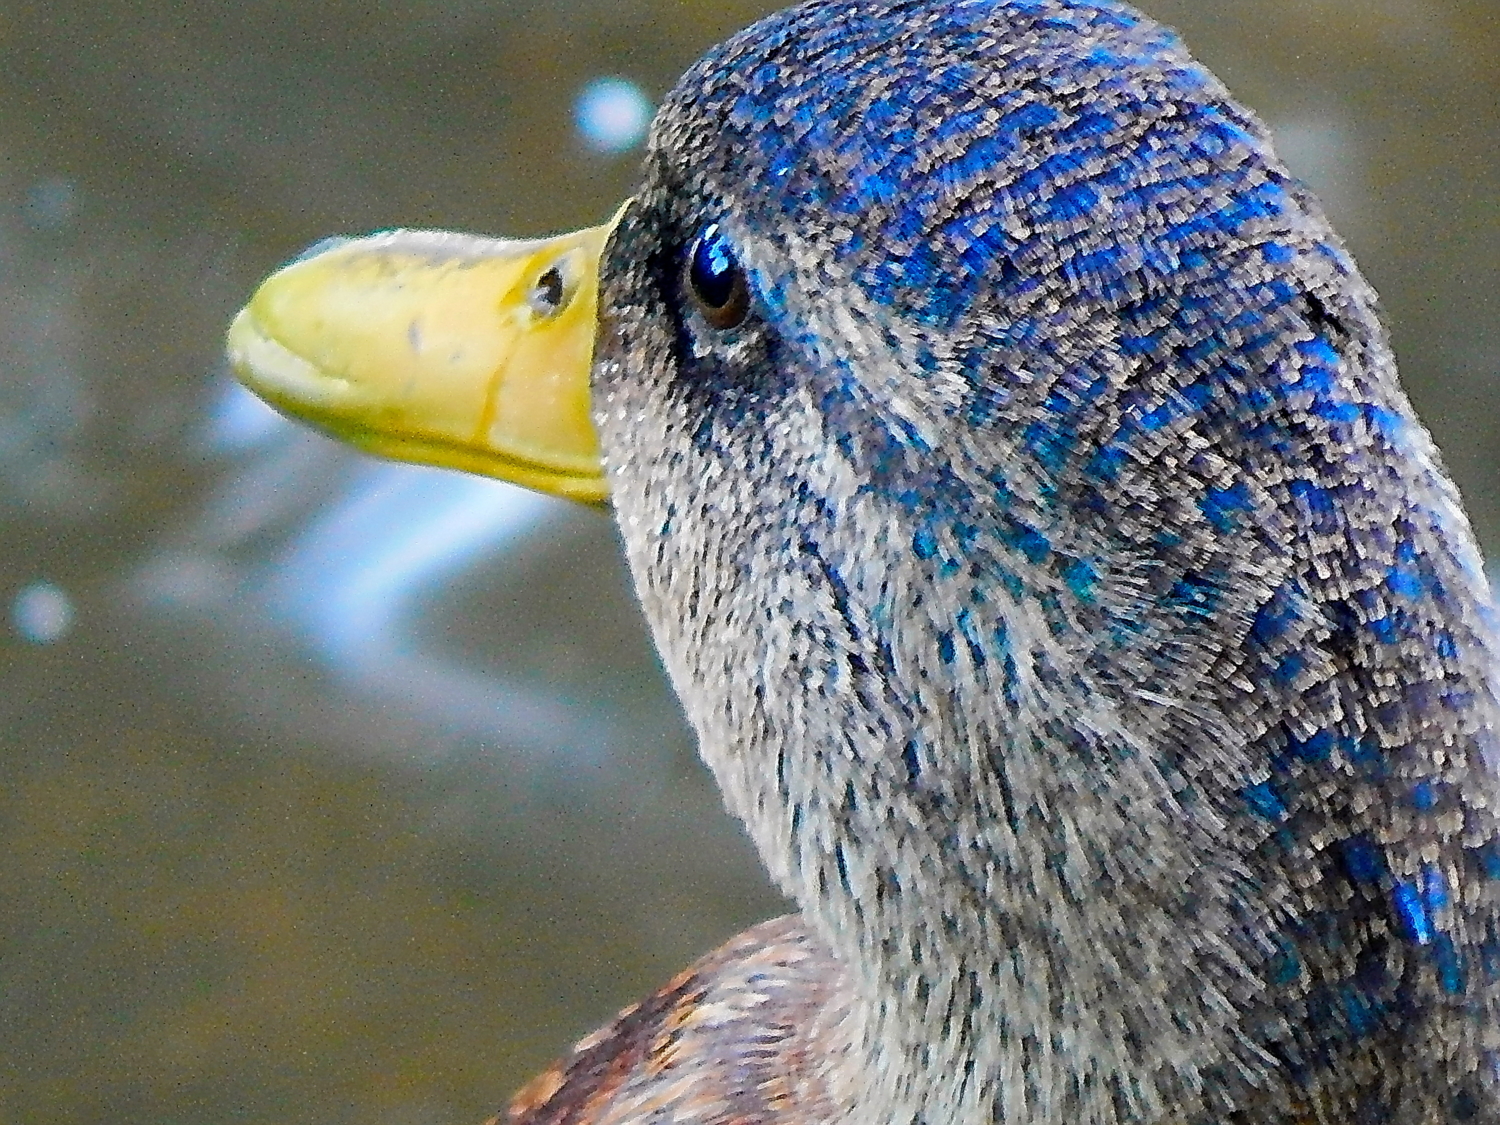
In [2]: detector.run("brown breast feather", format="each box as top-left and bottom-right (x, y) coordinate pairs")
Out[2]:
(493, 915), (849, 1125)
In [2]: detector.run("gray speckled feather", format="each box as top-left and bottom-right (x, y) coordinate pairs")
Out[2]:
(523, 1), (1500, 1123)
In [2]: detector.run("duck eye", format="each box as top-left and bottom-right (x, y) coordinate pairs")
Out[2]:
(685, 223), (750, 330)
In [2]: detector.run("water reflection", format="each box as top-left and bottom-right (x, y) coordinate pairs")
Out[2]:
(151, 383), (617, 771)
(574, 77), (654, 155)
(11, 579), (75, 644)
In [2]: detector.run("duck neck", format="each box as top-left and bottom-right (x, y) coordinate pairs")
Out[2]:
(769, 598), (1247, 1125)
(717, 518), (1261, 1124)
(779, 492), (1499, 1125)
(707, 411), (1500, 1124)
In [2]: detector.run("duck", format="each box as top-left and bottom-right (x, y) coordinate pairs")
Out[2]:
(226, 1), (1500, 1122)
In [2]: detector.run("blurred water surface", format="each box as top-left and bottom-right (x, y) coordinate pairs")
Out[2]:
(0, 1), (1495, 1122)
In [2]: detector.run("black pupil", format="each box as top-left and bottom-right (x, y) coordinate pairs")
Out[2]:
(689, 224), (740, 310)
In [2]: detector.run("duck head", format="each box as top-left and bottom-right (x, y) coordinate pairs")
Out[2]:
(231, 1), (1500, 1120)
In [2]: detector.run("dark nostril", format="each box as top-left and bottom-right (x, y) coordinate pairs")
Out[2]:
(529, 264), (567, 317)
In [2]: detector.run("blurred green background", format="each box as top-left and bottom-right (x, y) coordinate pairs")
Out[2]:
(0, 1), (1495, 1122)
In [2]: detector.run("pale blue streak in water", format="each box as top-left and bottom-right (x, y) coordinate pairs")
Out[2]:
(262, 461), (613, 765)
(141, 382), (620, 772)
(207, 377), (288, 452)
(265, 462), (550, 664)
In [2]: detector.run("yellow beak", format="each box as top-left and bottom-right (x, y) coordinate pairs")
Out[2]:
(226, 209), (625, 506)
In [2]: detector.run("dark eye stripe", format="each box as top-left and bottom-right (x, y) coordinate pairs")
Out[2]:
(685, 223), (751, 329)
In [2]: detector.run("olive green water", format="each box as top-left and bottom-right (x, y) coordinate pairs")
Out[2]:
(0, 1), (1495, 1122)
